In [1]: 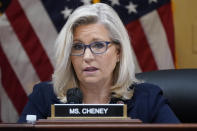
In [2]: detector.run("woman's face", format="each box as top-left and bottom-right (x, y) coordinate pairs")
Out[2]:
(71, 23), (120, 86)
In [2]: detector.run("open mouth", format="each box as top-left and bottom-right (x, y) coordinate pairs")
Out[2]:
(84, 67), (98, 72)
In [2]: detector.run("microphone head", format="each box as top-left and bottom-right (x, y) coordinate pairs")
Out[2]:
(66, 88), (83, 104)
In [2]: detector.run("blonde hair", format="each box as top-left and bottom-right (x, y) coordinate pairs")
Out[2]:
(52, 3), (138, 103)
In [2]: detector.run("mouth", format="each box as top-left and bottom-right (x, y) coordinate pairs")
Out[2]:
(83, 67), (98, 72)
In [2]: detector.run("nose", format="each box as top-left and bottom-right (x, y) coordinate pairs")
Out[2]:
(83, 47), (94, 61)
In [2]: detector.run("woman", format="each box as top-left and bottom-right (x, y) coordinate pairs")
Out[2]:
(18, 3), (180, 123)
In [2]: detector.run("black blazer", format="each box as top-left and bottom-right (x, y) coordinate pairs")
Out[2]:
(18, 82), (180, 123)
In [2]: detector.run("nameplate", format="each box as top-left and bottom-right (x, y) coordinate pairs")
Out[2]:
(50, 104), (127, 118)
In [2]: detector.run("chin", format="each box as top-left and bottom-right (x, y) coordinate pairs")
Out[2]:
(82, 77), (100, 84)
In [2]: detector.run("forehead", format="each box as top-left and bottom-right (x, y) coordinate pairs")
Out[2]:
(73, 23), (111, 42)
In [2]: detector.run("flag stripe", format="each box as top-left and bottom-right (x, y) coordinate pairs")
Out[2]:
(157, 2), (175, 61)
(0, 68), (1, 122)
(0, 43), (28, 114)
(126, 20), (158, 72)
(0, 86), (19, 122)
(140, 11), (174, 69)
(0, 14), (40, 95)
(5, 0), (53, 81)
(19, 0), (58, 67)
(0, 81), (1, 123)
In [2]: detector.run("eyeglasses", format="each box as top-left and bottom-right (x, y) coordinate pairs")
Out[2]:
(71, 41), (111, 56)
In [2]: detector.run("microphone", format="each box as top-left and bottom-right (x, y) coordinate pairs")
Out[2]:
(110, 97), (125, 104)
(66, 88), (83, 104)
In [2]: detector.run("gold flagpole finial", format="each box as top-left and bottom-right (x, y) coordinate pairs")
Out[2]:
(0, 2), (2, 16)
(92, 0), (100, 4)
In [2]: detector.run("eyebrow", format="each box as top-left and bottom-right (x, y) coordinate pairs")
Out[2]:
(73, 38), (107, 43)
(73, 39), (83, 43)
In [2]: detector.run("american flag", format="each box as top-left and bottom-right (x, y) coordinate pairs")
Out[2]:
(0, 0), (175, 122)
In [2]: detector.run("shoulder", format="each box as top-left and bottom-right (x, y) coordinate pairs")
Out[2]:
(29, 81), (59, 103)
(33, 81), (53, 91)
(134, 82), (161, 91)
(18, 82), (59, 123)
(131, 82), (164, 109)
(132, 82), (163, 99)
(127, 83), (180, 123)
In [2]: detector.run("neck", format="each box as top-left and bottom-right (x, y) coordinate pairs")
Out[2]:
(80, 81), (112, 104)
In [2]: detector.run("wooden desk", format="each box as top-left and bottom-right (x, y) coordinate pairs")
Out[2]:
(0, 119), (197, 131)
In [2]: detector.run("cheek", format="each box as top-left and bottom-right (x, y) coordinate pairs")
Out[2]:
(101, 54), (118, 73)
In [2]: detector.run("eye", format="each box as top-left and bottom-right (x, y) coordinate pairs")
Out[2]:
(92, 42), (105, 49)
(72, 43), (84, 50)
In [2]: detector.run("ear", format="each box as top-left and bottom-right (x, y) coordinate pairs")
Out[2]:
(116, 45), (121, 62)
(117, 54), (120, 62)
